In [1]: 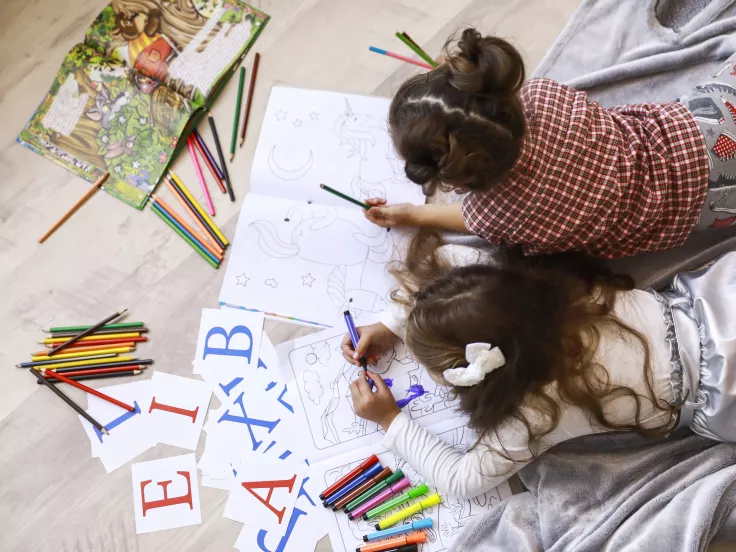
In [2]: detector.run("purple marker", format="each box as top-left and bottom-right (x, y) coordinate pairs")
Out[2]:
(323, 463), (383, 507)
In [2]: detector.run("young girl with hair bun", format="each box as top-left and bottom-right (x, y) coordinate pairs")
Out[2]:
(366, 28), (736, 258)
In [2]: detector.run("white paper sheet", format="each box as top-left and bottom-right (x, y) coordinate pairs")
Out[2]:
(192, 308), (263, 377)
(251, 86), (426, 207)
(219, 194), (410, 326)
(313, 421), (513, 552)
(131, 453), (202, 534)
(275, 325), (462, 462)
(148, 371), (211, 451)
(78, 380), (156, 473)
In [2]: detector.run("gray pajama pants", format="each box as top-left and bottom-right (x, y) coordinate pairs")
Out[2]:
(680, 53), (736, 229)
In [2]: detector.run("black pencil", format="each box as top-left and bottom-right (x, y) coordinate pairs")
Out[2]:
(166, 176), (227, 250)
(29, 368), (108, 434)
(207, 112), (234, 201)
(38, 369), (143, 384)
(18, 353), (118, 368)
(40, 359), (154, 373)
(193, 128), (224, 180)
(48, 309), (128, 356)
(49, 327), (149, 338)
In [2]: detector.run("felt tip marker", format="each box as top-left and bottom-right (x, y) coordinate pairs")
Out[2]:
(320, 453), (379, 501)
(371, 545), (418, 552)
(323, 463), (384, 507)
(349, 477), (410, 520)
(334, 467), (392, 511)
(376, 494), (442, 530)
(346, 470), (404, 513)
(363, 518), (433, 542)
(363, 483), (429, 521)
(356, 532), (426, 552)
(344, 310), (369, 373)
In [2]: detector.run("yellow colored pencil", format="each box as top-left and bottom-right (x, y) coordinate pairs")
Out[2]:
(32, 342), (136, 356)
(31, 355), (135, 371)
(31, 346), (133, 362)
(168, 171), (229, 246)
(41, 332), (140, 344)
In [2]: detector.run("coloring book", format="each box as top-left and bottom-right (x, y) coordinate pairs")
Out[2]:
(17, 0), (268, 209)
(218, 86), (427, 327)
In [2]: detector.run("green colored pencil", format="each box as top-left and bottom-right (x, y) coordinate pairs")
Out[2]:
(151, 202), (219, 268)
(230, 66), (246, 161)
(47, 322), (144, 333)
(396, 32), (437, 68)
(319, 184), (370, 209)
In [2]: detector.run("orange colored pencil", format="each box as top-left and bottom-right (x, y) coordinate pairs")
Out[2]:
(42, 369), (135, 411)
(151, 195), (223, 259)
(165, 179), (221, 250)
(191, 137), (227, 193)
(39, 172), (110, 243)
(43, 365), (148, 377)
(42, 332), (140, 344)
(33, 342), (136, 356)
(43, 337), (147, 348)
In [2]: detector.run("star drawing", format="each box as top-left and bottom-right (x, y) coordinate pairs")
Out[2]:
(293, 119), (303, 128)
(275, 110), (287, 121)
(302, 273), (316, 287)
(236, 273), (250, 287)
(309, 112), (319, 120)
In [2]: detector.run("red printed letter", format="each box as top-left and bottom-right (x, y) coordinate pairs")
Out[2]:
(241, 475), (297, 524)
(149, 397), (199, 423)
(140, 471), (193, 516)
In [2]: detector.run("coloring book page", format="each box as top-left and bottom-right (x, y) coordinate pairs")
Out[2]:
(250, 86), (426, 208)
(219, 193), (412, 327)
(276, 325), (463, 462)
(314, 422), (512, 552)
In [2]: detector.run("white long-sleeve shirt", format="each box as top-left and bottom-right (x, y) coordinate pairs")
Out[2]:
(379, 246), (674, 499)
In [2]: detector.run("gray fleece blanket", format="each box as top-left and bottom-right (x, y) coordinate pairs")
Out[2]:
(448, 0), (736, 289)
(452, 430), (736, 551)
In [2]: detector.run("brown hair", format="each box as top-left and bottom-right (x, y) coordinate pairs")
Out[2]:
(393, 232), (677, 466)
(388, 28), (526, 195)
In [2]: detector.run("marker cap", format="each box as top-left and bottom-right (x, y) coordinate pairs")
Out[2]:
(408, 484), (429, 499)
(390, 477), (411, 494)
(420, 493), (441, 508)
(383, 470), (404, 486)
(412, 518), (433, 531)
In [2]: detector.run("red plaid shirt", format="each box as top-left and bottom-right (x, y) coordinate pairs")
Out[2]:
(462, 78), (710, 258)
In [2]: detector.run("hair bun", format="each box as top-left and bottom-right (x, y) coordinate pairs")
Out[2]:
(405, 161), (437, 185)
(446, 28), (525, 98)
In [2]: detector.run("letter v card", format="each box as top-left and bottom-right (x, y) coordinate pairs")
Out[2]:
(224, 452), (306, 530)
(193, 308), (264, 377)
(148, 371), (211, 451)
(132, 453), (201, 534)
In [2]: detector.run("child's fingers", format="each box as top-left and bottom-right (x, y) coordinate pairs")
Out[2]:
(365, 197), (387, 206)
(340, 334), (362, 366)
(355, 372), (373, 394)
(354, 331), (374, 359)
(372, 372), (390, 394)
(349, 380), (363, 404)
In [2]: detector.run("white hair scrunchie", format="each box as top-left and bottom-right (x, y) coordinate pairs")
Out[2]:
(443, 343), (506, 387)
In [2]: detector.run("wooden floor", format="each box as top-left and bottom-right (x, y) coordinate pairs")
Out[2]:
(0, 0), (581, 550)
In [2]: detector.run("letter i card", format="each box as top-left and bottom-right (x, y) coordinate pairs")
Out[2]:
(132, 453), (202, 534)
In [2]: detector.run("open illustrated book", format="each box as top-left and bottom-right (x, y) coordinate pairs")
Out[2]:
(218, 86), (427, 327)
(17, 0), (268, 209)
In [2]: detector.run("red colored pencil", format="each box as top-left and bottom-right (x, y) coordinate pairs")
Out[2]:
(33, 342), (136, 356)
(39, 370), (144, 384)
(43, 337), (147, 348)
(43, 366), (148, 377)
(239, 52), (261, 148)
(42, 369), (135, 411)
(192, 135), (227, 193)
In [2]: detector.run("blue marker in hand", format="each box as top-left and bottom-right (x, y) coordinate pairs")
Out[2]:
(344, 310), (371, 381)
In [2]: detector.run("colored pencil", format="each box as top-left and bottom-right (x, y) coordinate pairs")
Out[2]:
(151, 202), (219, 268)
(368, 46), (433, 70)
(39, 370), (143, 384)
(40, 366), (144, 379)
(319, 184), (371, 209)
(165, 179), (222, 251)
(193, 128), (224, 179)
(30, 368), (107, 433)
(49, 327), (148, 338)
(47, 308), (128, 356)
(51, 360), (153, 373)
(169, 172), (229, 246)
(397, 32), (437, 68)
(30, 355), (135, 371)
(39, 172), (110, 244)
(31, 346), (133, 362)
(231, 66), (246, 161)
(32, 344), (134, 357)
(239, 52), (261, 148)
(152, 195), (223, 258)
(42, 369), (135, 411)
(46, 331), (140, 341)
(47, 322), (143, 333)
(187, 136), (215, 216)
(43, 332), (139, 345)
(192, 134), (226, 194)
(208, 112), (234, 201)
(42, 337), (145, 348)
(19, 353), (118, 368)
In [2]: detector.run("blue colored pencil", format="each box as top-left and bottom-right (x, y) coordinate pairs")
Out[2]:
(150, 201), (220, 266)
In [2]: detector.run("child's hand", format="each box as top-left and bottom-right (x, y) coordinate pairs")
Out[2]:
(350, 372), (401, 431)
(364, 198), (416, 228)
(341, 322), (399, 367)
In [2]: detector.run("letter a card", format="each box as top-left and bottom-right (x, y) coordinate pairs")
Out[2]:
(224, 451), (306, 530)
(132, 453), (201, 534)
(193, 308), (264, 377)
(148, 371), (211, 450)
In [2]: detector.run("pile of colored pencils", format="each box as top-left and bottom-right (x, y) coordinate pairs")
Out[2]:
(150, 171), (229, 268)
(369, 31), (438, 71)
(22, 309), (152, 433)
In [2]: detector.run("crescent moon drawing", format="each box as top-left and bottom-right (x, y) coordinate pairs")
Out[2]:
(268, 146), (314, 181)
